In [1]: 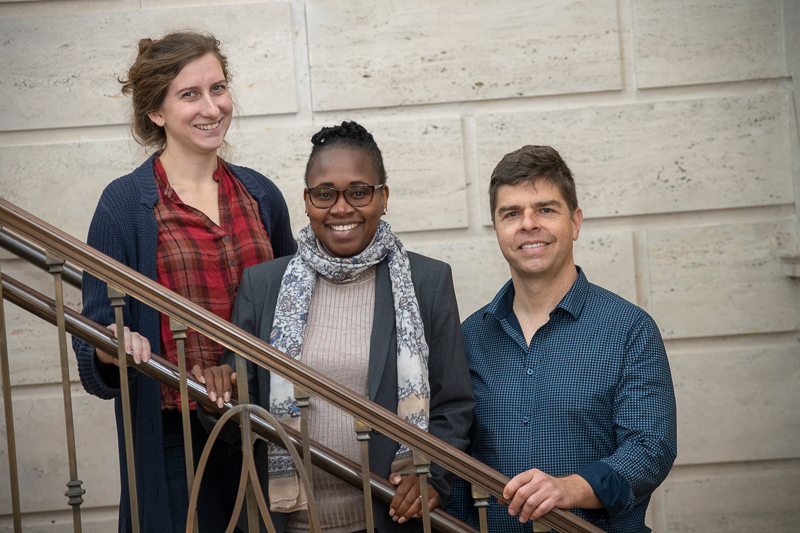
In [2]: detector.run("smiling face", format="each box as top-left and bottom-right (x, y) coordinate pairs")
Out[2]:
(304, 147), (389, 258)
(493, 180), (582, 284)
(147, 53), (232, 159)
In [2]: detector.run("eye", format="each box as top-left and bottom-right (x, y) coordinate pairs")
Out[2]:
(349, 187), (368, 198)
(212, 84), (227, 93)
(541, 207), (553, 214)
(181, 91), (196, 98)
(314, 187), (334, 199)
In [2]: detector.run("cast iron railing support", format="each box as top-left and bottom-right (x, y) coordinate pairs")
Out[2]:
(107, 286), (140, 533)
(47, 252), (85, 532)
(0, 258), (22, 533)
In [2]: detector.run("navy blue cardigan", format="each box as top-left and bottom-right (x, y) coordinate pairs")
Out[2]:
(72, 154), (296, 532)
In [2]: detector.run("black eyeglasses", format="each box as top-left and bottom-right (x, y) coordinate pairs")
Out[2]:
(305, 184), (385, 209)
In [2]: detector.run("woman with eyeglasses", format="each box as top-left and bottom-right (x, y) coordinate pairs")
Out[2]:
(194, 120), (474, 532)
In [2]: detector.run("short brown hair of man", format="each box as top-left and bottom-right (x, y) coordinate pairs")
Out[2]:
(489, 145), (579, 222)
(118, 31), (231, 153)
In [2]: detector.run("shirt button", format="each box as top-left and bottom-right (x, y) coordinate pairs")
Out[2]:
(230, 260), (236, 266)
(526, 368), (533, 376)
(223, 236), (230, 242)
(522, 416), (529, 424)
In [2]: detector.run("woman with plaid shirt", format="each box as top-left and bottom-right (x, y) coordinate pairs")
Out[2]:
(72, 32), (295, 533)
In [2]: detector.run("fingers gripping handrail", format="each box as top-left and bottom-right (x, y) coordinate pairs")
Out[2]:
(0, 198), (605, 533)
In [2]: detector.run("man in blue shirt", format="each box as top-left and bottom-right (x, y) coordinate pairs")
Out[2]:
(448, 145), (677, 533)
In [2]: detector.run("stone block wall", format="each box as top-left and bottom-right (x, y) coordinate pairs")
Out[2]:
(1, 0), (798, 531)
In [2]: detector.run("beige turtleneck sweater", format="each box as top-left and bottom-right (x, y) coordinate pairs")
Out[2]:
(285, 266), (376, 533)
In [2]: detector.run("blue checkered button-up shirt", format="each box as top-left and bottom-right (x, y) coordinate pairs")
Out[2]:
(447, 267), (677, 533)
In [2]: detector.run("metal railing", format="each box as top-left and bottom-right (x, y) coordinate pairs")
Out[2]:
(0, 198), (606, 533)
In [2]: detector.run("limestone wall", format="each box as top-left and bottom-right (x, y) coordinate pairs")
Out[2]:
(0, 0), (798, 531)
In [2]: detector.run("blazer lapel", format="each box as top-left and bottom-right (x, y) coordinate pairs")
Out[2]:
(368, 259), (394, 401)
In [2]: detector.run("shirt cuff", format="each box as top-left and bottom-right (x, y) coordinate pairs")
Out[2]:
(576, 461), (629, 519)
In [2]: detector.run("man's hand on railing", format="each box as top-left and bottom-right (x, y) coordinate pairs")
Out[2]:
(502, 468), (602, 524)
(191, 364), (237, 409)
(97, 324), (151, 366)
(387, 473), (440, 524)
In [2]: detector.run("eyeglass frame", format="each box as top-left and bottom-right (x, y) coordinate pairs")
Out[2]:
(304, 183), (386, 209)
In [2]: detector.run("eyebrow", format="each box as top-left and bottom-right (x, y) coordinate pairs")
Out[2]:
(496, 199), (563, 215)
(173, 79), (227, 95)
(311, 180), (373, 188)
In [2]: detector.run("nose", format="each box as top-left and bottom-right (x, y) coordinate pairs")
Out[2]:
(200, 93), (219, 117)
(329, 190), (354, 214)
(520, 210), (540, 232)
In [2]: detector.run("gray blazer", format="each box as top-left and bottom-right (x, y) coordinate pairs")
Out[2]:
(222, 251), (475, 533)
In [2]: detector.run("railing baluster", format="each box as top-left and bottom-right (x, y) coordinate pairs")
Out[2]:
(0, 261), (23, 533)
(234, 353), (261, 532)
(47, 253), (85, 532)
(353, 419), (375, 533)
(294, 385), (313, 498)
(169, 318), (198, 533)
(107, 286), (140, 533)
(471, 485), (490, 533)
(413, 451), (432, 533)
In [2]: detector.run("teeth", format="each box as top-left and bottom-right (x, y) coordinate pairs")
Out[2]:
(521, 243), (547, 249)
(196, 122), (219, 130)
(332, 223), (358, 231)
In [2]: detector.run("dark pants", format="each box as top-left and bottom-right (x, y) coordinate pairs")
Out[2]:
(163, 409), (243, 533)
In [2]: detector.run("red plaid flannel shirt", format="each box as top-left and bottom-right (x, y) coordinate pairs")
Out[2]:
(153, 157), (274, 410)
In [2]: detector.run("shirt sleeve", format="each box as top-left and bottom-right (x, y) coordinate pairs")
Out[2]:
(576, 461), (630, 519)
(596, 313), (678, 517)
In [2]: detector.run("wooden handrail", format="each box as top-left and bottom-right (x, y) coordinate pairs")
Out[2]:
(0, 197), (605, 533)
(0, 272), (474, 533)
(1, 227), (82, 287)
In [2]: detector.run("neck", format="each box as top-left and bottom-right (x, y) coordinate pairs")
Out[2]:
(511, 262), (578, 318)
(158, 147), (219, 186)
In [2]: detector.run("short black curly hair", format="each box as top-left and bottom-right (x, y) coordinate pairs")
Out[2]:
(304, 121), (387, 185)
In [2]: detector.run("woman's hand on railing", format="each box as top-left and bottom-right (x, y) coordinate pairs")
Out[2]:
(96, 324), (151, 366)
(191, 364), (237, 408)
(387, 473), (440, 524)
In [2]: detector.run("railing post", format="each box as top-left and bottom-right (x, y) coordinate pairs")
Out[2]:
(234, 353), (261, 532)
(354, 418), (375, 533)
(47, 252), (85, 533)
(294, 385), (313, 497)
(413, 451), (432, 533)
(0, 260), (23, 533)
(471, 485), (490, 533)
(107, 286), (140, 533)
(168, 317), (198, 533)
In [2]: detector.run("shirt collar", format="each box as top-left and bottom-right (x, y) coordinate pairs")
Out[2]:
(153, 156), (226, 202)
(486, 265), (589, 322)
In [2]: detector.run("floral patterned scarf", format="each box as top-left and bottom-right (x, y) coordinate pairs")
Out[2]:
(267, 220), (430, 511)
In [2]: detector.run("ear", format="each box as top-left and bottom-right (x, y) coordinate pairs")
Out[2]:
(572, 206), (583, 240)
(148, 110), (165, 127)
(381, 184), (390, 213)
